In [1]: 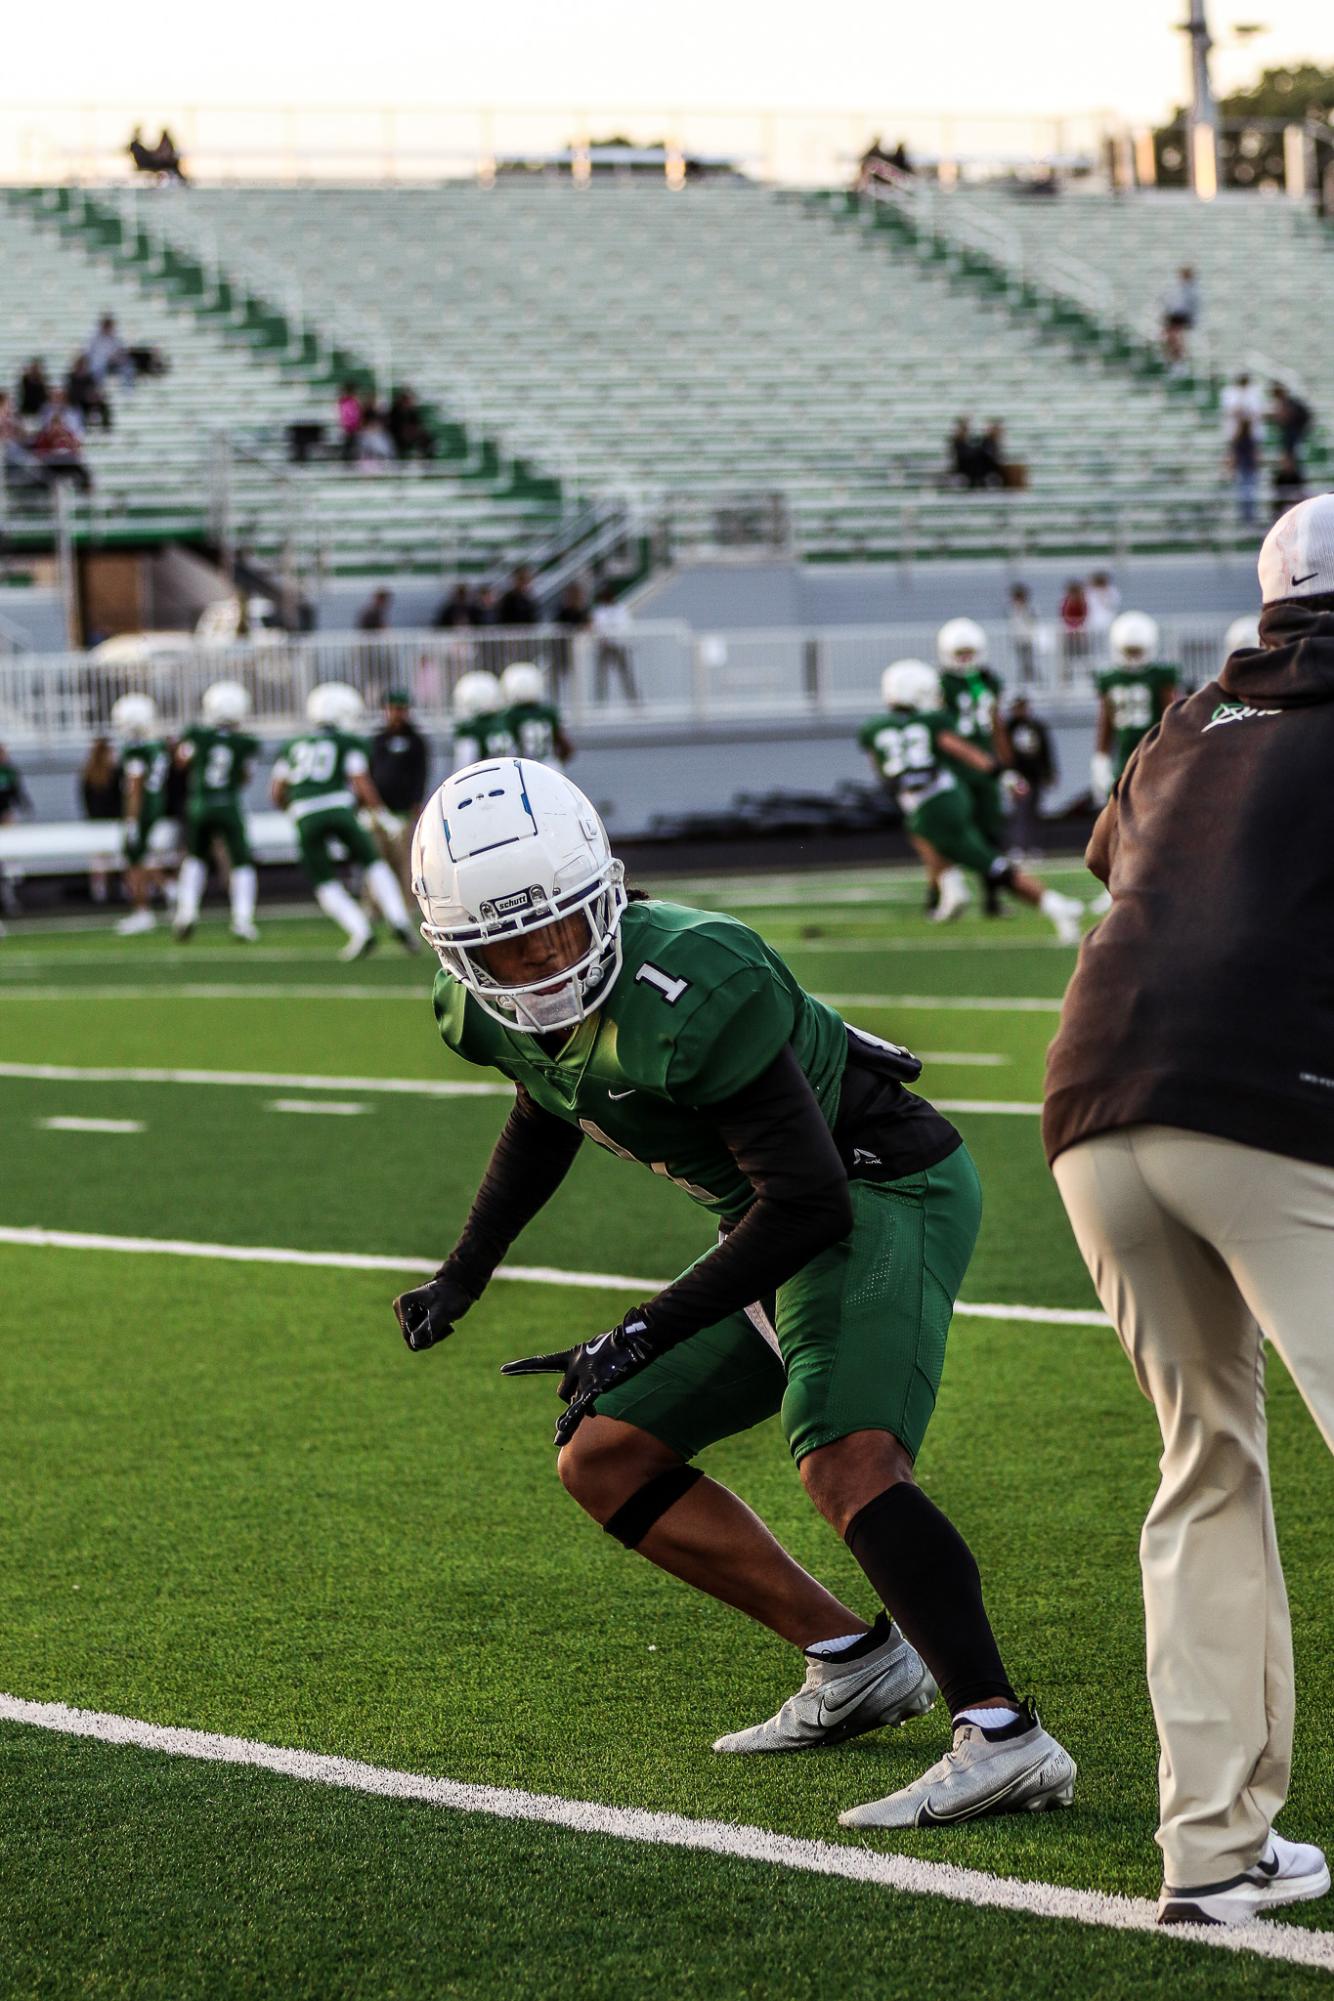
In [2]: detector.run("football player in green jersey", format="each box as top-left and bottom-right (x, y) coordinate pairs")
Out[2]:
(500, 661), (573, 766)
(1092, 612), (1181, 801)
(110, 692), (175, 936)
(860, 662), (1084, 942)
(451, 670), (517, 772)
(393, 757), (1076, 1829)
(173, 680), (261, 941)
(937, 618), (1012, 915)
(272, 681), (421, 961)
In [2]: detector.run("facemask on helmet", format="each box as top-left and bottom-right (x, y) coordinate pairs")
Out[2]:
(1110, 612), (1160, 666)
(937, 617), (988, 667)
(412, 758), (627, 1034)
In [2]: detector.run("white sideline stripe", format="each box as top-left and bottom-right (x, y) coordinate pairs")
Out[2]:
(918, 1053), (1008, 1068)
(0, 986), (1067, 1016)
(268, 1099), (368, 1117)
(935, 1099), (1040, 1117)
(0, 1062), (510, 1097)
(36, 1116), (145, 1135)
(0, 1225), (1111, 1327)
(0, 1697), (1326, 1971)
(826, 994), (1064, 1014)
(779, 936), (1083, 955)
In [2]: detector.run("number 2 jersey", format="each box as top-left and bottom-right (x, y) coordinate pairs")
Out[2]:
(1096, 662), (1180, 778)
(180, 724), (260, 815)
(434, 897), (957, 1229)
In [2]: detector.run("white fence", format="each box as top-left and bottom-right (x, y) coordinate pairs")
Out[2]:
(0, 615), (1245, 747)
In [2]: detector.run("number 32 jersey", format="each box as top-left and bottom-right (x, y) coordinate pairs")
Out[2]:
(434, 899), (849, 1223)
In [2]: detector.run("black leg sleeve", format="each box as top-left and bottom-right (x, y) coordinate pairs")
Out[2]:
(844, 1483), (1016, 1716)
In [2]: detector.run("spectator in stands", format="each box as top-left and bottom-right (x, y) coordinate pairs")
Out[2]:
(18, 360), (50, 421)
(337, 382), (364, 463)
(434, 582), (474, 628)
(973, 421), (1009, 490)
(369, 689), (429, 897)
(1008, 582), (1038, 682)
(949, 417), (981, 488)
(87, 317), (133, 392)
(357, 588), (393, 633)
(1005, 696), (1055, 857)
(552, 579), (591, 696)
(127, 125), (188, 183)
(1222, 372), (1264, 436)
(498, 565), (540, 626)
(387, 388), (434, 461)
(1269, 382), (1313, 465)
(0, 742), (32, 918)
(1085, 570), (1121, 647)
(1227, 415), (1263, 528)
(592, 582), (639, 704)
(357, 408), (396, 469)
(1060, 580), (1090, 677)
(0, 392), (44, 490)
(1160, 265), (1199, 369)
(32, 392), (91, 492)
(66, 353), (112, 431)
(79, 736), (123, 904)
(1272, 450), (1305, 517)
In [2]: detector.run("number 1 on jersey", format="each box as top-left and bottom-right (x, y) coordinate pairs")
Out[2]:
(635, 962), (690, 1005)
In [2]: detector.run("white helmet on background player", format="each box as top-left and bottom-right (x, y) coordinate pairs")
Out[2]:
(412, 757), (627, 1034)
(306, 680), (364, 730)
(1110, 612), (1160, 665)
(1224, 614), (1262, 657)
(882, 659), (943, 714)
(936, 618), (988, 667)
(201, 679), (251, 726)
(500, 661), (545, 707)
(452, 670), (504, 721)
(110, 692), (158, 742)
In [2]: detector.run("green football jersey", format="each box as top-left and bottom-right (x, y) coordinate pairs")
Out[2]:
(121, 738), (172, 817)
(858, 709), (959, 805)
(1096, 662), (1180, 776)
(435, 899), (849, 1224)
(940, 667), (1001, 746)
(506, 700), (563, 764)
(181, 724), (260, 808)
(453, 712), (517, 770)
(274, 727), (369, 814)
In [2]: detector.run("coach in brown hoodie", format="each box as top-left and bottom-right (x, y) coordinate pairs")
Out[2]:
(1044, 494), (1334, 1928)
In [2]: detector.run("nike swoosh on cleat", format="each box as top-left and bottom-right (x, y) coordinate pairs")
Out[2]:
(1250, 1854), (1281, 1880)
(914, 1758), (1052, 1824)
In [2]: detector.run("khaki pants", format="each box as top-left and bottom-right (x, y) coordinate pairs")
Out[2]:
(365, 815), (416, 904)
(1053, 1125), (1334, 1889)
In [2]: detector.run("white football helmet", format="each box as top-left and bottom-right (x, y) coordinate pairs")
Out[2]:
(412, 757), (627, 1034)
(937, 617), (988, 667)
(201, 679), (251, 726)
(500, 661), (545, 707)
(1224, 614), (1262, 656)
(306, 680), (364, 730)
(882, 659), (943, 714)
(453, 670), (503, 721)
(1110, 612), (1160, 665)
(110, 692), (157, 741)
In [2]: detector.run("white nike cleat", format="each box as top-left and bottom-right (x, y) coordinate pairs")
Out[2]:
(115, 909), (157, 936)
(230, 921), (260, 942)
(1040, 890), (1085, 947)
(838, 1702), (1075, 1828)
(1157, 1831), (1331, 1927)
(713, 1619), (937, 1754)
(339, 931), (377, 963)
(930, 869), (972, 925)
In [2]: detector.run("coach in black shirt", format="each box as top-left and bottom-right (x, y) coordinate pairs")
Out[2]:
(1043, 493), (1334, 1928)
(369, 690), (429, 895)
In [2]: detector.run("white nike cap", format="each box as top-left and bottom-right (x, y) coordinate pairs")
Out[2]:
(1258, 492), (1334, 605)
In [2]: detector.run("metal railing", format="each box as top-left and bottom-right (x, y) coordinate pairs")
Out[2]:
(0, 614), (1247, 746)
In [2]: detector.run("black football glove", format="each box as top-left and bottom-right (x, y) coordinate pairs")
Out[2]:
(393, 1269), (477, 1353)
(501, 1312), (660, 1447)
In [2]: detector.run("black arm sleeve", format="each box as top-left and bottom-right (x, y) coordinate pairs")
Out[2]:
(635, 1045), (853, 1349)
(439, 1086), (584, 1298)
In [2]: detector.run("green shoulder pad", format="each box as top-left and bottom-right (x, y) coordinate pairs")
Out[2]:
(432, 972), (508, 1070)
(665, 963), (798, 1103)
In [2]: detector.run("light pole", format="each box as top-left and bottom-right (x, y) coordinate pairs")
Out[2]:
(1179, 0), (1219, 197)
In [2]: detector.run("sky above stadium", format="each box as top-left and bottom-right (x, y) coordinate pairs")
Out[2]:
(4, 0), (1330, 124)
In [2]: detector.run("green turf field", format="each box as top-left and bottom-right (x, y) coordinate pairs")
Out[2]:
(2, 866), (1332, 1999)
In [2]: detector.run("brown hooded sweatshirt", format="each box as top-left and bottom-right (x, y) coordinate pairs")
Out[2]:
(1044, 593), (1334, 1168)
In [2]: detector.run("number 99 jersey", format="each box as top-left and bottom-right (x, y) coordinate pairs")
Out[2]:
(433, 899), (850, 1224)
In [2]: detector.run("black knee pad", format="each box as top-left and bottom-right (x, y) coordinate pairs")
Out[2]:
(986, 858), (1016, 889)
(603, 1464), (703, 1548)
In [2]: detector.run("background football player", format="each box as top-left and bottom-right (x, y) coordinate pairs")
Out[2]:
(173, 680), (260, 942)
(861, 661), (1084, 942)
(500, 661), (573, 766)
(937, 618), (1012, 915)
(1091, 612), (1181, 804)
(393, 758), (1076, 1831)
(271, 681), (419, 961)
(111, 692), (176, 937)
(451, 671), (517, 772)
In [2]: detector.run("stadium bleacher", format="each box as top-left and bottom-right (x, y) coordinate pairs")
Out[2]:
(3, 179), (1282, 587)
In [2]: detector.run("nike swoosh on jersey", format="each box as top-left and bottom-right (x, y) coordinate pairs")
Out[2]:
(608, 1089), (635, 1101)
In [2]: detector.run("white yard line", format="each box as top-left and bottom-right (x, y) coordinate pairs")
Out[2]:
(0, 1224), (1109, 1328)
(0, 1695), (1324, 1971)
(825, 994), (1064, 1014)
(0, 1061), (509, 1095)
(268, 1100), (368, 1117)
(0, 986), (1065, 1015)
(935, 1099), (1040, 1117)
(36, 1117), (145, 1135)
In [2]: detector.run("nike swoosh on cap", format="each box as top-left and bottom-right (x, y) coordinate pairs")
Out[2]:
(1292, 572), (1320, 586)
